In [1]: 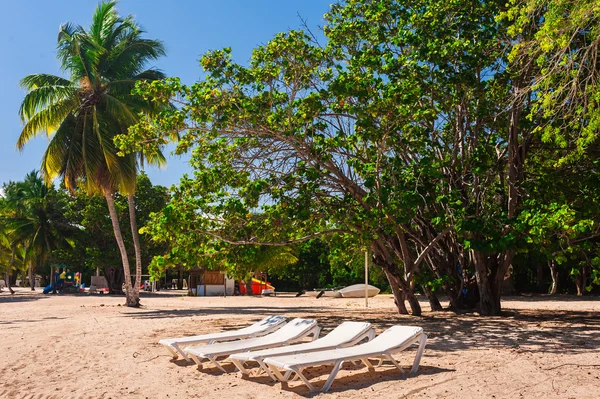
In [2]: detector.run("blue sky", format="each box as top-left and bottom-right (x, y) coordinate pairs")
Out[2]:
(0, 0), (331, 188)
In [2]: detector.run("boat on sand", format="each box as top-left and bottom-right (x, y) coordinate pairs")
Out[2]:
(339, 284), (380, 298)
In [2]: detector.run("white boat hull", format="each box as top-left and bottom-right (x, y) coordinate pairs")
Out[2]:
(322, 290), (342, 298)
(305, 291), (320, 297)
(339, 284), (380, 298)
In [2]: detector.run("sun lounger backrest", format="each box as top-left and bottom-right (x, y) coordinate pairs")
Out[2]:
(315, 321), (372, 345)
(264, 318), (316, 341)
(239, 315), (286, 333)
(350, 325), (422, 352)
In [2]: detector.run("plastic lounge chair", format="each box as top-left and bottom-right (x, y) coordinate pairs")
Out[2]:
(159, 315), (286, 362)
(263, 325), (427, 393)
(184, 318), (321, 372)
(229, 321), (375, 380)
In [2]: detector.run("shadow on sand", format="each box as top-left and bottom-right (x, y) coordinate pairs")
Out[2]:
(123, 299), (600, 356)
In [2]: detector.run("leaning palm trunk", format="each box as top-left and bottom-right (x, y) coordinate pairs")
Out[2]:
(103, 186), (137, 307)
(127, 193), (143, 303)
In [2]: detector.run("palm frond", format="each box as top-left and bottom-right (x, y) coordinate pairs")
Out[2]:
(103, 39), (166, 79)
(20, 74), (72, 90)
(19, 84), (77, 122)
(19, 0), (169, 196)
(89, 0), (118, 44)
(17, 97), (79, 149)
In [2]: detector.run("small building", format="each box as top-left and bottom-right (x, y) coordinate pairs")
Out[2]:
(188, 268), (234, 296)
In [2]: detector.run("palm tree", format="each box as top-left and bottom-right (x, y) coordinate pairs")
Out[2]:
(17, 1), (166, 306)
(2, 172), (73, 292)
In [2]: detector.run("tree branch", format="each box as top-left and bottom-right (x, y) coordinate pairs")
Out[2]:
(414, 228), (450, 268)
(195, 228), (350, 247)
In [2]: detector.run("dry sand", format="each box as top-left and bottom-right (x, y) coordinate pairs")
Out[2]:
(1, 288), (599, 398)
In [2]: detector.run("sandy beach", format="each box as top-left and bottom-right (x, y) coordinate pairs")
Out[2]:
(1, 289), (599, 398)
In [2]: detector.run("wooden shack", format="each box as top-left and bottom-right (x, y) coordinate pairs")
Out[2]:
(188, 268), (234, 296)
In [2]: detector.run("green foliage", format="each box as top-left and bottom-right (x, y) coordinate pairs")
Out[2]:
(17, 0), (167, 195)
(115, 0), (600, 310)
(502, 0), (600, 166)
(55, 172), (170, 274)
(0, 171), (75, 279)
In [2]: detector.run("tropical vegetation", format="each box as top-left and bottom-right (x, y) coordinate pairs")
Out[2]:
(15, 0), (167, 306)
(4, 0), (600, 317)
(117, 0), (600, 315)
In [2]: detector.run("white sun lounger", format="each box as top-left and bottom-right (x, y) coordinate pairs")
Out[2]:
(184, 318), (320, 372)
(229, 321), (375, 380)
(159, 315), (286, 361)
(263, 325), (427, 393)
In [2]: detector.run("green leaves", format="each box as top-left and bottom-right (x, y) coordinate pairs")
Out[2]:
(18, 0), (167, 195)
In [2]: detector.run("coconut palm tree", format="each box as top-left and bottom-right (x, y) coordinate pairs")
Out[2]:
(1, 172), (74, 292)
(17, 1), (166, 306)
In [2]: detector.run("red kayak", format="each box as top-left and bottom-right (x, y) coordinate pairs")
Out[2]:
(239, 278), (275, 295)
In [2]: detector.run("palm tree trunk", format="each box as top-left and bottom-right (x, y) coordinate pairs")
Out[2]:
(103, 186), (137, 307)
(28, 260), (35, 291)
(127, 193), (142, 305)
(7, 246), (16, 294)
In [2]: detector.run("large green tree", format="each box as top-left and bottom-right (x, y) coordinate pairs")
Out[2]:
(119, 0), (512, 315)
(119, 0), (600, 315)
(17, 1), (166, 306)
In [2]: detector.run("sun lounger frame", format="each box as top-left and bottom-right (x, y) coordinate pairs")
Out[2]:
(185, 319), (321, 373)
(230, 323), (376, 380)
(159, 315), (286, 362)
(264, 328), (427, 393)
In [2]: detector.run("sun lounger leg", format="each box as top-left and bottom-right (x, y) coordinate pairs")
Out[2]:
(322, 360), (344, 393)
(267, 364), (288, 382)
(207, 355), (227, 373)
(256, 359), (278, 381)
(231, 358), (250, 375)
(171, 343), (192, 362)
(164, 344), (179, 359)
(282, 370), (293, 381)
(189, 354), (203, 368)
(385, 353), (405, 373)
(411, 334), (427, 373)
(361, 357), (375, 370)
(293, 367), (318, 392)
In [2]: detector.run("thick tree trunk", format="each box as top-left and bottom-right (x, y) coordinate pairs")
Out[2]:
(549, 260), (559, 295)
(406, 291), (422, 316)
(28, 261), (35, 291)
(472, 251), (500, 316)
(423, 285), (443, 311)
(382, 269), (408, 314)
(103, 186), (137, 307)
(127, 193), (142, 305)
